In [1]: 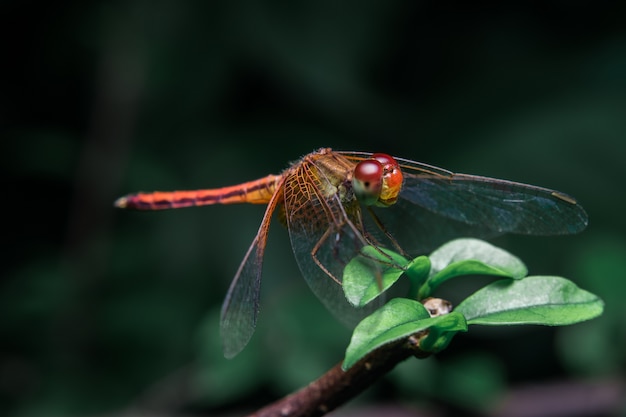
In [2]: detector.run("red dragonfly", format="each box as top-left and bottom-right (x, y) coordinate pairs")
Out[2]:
(115, 148), (587, 357)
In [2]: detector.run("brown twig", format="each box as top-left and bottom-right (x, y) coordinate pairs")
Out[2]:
(247, 337), (428, 417)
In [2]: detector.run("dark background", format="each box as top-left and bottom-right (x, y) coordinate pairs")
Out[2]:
(3, 2), (625, 416)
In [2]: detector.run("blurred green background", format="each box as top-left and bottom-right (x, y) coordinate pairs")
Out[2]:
(3, 2), (626, 416)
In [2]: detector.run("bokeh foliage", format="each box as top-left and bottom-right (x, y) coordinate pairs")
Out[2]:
(3, 1), (626, 416)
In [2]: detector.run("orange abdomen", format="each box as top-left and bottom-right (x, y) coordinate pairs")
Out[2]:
(115, 174), (281, 210)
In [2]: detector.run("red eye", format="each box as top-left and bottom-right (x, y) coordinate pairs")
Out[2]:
(353, 159), (383, 206)
(355, 160), (383, 185)
(371, 153), (398, 169)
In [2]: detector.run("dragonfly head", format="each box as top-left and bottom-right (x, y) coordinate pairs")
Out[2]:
(353, 153), (403, 207)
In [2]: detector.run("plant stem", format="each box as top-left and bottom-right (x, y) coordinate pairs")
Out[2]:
(247, 339), (427, 417)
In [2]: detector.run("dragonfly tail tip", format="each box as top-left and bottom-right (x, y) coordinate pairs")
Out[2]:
(114, 196), (128, 208)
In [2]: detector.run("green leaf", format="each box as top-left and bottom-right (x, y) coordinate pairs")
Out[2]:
(417, 312), (467, 352)
(342, 299), (467, 370)
(430, 238), (527, 279)
(343, 298), (429, 370)
(456, 276), (604, 326)
(419, 238), (527, 298)
(405, 256), (431, 298)
(343, 246), (410, 307)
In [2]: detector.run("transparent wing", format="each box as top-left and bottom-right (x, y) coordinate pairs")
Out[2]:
(398, 158), (587, 235)
(363, 198), (502, 255)
(283, 162), (382, 328)
(219, 181), (284, 358)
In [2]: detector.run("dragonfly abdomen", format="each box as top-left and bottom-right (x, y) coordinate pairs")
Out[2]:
(114, 174), (281, 210)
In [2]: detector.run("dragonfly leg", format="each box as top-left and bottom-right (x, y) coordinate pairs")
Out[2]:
(310, 227), (343, 285)
(366, 207), (409, 257)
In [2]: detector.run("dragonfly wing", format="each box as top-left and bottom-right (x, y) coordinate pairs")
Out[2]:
(394, 158), (588, 236)
(220, 183), (283, 358)
(283, 169), (381, 328)
(364, 198), (502, 255)
(220, 236), (262, 358)
(286, 208), (382, 328)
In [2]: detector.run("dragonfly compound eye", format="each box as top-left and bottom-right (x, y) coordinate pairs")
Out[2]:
(371, 153), (397, 168)
(371, 153), (403, 207)
(353, 159), (384, 206)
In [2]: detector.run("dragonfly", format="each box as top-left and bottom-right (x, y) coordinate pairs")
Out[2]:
(115, 147), (587, 358)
